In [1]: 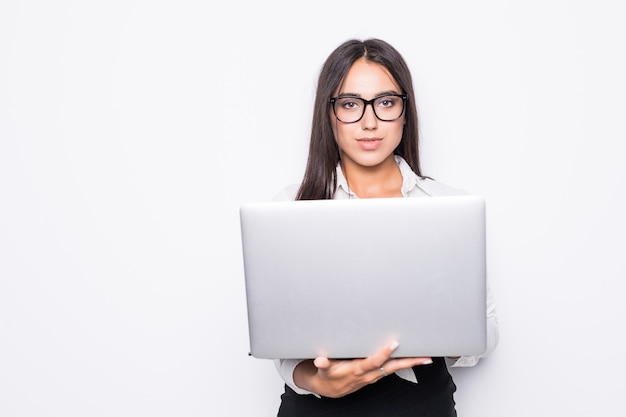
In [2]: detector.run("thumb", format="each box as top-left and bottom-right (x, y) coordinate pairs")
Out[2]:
(313, 356), (331, 369)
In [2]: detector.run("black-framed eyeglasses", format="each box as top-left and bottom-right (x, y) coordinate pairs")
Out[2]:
(329, 93), (408, 123)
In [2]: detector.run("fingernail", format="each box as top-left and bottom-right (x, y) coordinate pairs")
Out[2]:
(389, 340), (399, 350)
(423, 359), (433, 365)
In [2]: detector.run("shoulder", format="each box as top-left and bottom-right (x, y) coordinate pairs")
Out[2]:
(396, 156), (467, 197)
(272, 184), (299, 201)
(414, 177), (468, 197)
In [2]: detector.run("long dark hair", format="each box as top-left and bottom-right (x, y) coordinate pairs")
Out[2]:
(296, 38), (422, 200)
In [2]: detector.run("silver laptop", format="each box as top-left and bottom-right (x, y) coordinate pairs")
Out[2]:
(239, 195), (487, 359)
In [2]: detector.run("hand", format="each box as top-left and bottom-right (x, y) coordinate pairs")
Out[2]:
(293, 341), (433, 398)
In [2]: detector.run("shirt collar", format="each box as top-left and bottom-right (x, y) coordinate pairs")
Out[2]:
(334, 155), (422, 198)
(335, 164), (352, 197)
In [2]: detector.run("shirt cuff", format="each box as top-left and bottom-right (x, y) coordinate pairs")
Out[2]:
(446, 355), (480, 367)
(274, 359), (320, 397)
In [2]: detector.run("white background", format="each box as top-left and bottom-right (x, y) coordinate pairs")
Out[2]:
(1, 1), (625, 416)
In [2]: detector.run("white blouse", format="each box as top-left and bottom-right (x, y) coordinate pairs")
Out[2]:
(272, 156), (499, 396)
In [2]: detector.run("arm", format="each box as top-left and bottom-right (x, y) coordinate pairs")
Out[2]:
(275, 341), (433, 399)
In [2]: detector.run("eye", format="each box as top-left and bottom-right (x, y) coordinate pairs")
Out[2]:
(337, 97), (362, 111)
(376, 96), (398, 108)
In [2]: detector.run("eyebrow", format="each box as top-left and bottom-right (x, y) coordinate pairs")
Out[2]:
(336, 90), (402, 99)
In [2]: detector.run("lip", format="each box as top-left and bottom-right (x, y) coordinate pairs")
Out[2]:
(356, 137), (383, 150)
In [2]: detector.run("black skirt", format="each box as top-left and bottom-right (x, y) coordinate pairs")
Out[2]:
(276, 357), (457, 417)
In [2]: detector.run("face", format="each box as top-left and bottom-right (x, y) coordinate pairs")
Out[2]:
(330, 58), (405, 170)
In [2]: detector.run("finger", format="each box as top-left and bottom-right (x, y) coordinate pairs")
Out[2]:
(313, 356), (331, 369)
(360, 340), (400, 372)
(382, 356), (433, 375)
(393, 356), (433, 369)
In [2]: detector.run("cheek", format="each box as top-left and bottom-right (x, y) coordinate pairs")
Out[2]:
(334, 122), (356, 146)
(330, 116), (349, 141)
(390, 122), (405, 143)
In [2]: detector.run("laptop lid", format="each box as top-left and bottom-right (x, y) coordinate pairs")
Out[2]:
(239, 195), (487, 359)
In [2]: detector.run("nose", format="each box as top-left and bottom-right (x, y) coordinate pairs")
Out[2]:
(361, 102), (378, 129)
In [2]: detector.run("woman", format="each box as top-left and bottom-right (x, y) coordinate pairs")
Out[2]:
(273, 38), (499, 417)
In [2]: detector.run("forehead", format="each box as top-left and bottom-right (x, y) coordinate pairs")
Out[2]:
(338, 59), (401, 96)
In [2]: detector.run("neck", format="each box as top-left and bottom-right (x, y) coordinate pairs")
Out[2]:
(341, 155), (403, 198)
